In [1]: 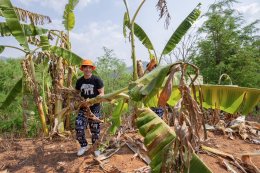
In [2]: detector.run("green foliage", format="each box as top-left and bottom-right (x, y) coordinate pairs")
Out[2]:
(0, 59), (23, 134)
(40, 35), (50, 50)
(95, 47), (131, 117)
(109, 99), (128, 134)
(96, 47), (131, 94)
(0, 22), (48, 37)
(0, 0), (29, 51)
(0, 77), (22, 109)
(123, 12), (155, 50)
(0, 59), (43, 136)
(50, 46), (82, 65)
(63, 0), (79, 31)
(161, 3), (201, 56)
(192, 0), (260, 88)
(201, 85), (260, 114)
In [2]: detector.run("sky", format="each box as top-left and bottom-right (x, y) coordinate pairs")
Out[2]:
(1, 0), (260, 65)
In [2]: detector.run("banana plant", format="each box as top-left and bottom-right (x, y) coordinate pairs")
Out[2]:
(1, 1), (259, 172)
(0, 0), (50, 135)
(123, 2), (201, 64)
(0, 0), (29, 51)
(0, 0), (84, 135)
(61, 0), (79, 129)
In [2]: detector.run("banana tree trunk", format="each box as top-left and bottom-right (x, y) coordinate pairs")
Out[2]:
(28, 56), (49, 136)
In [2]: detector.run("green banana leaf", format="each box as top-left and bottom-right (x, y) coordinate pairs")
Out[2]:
(0, 22), (48, 37)
(136, 108), (212, 173)
(200, 85), (260, 115)
(24, 24), (48, 36)
(63, 0), (79, 31)
(128, 63), (259, 114)
(124, 12), (154, 50)
(141, 65), (171, 104)
(50, 46), (82, 65)
(239, 89), (260, 114)
(109, 99), (128, 134)
(40, 35), (50, 50)
(0, 45), (4, 54)
(0, 77), (22, 109)
(161, 3), (201, 56)
(128, 64), (180, 104)
(0, 0), (29, 51)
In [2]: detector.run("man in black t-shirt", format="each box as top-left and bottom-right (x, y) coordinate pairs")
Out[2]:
(75, 59), (104, 156)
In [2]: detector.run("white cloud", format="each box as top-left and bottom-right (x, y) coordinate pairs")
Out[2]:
(45, 19), (64, 30)
(70, 20), (131, 63)
(236, 2), (260, 16)
(78, 0), (100, 10)
(17, 0), (67, 14)
(17, 0), (99, 14)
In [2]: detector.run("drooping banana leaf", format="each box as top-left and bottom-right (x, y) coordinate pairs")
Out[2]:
(0, 45), (4, 54)
(200, 85), (260, 115)
(63, 0), (79, 31)
(0, 77), (22, 109)
(124, 12), (154, 50)
(239, 89), (260, 114)
(0, 0), (29, 51)
(136, 108), (212, 173)
(0, 22), (48, 37)
(109, 99), (129, 134)
(50, 46), (82, 65)
(161, 3), (201, 56)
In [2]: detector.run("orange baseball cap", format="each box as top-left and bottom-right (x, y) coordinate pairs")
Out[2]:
(80, 59), (96, 71)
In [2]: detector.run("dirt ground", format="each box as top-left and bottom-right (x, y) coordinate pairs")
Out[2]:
(0, 131), (259, 173)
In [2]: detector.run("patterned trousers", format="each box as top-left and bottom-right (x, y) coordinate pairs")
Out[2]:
(75, 109), (101, 147)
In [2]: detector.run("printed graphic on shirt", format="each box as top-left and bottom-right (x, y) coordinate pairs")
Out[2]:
(80, 84), (94, 95)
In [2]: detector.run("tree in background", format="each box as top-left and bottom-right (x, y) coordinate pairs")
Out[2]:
(191, 0), (260, 87)
(96, 47), (131, 94)
(95, 47), (131, 117)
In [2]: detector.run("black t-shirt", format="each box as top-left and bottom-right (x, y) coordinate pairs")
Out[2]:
(75, 75), (104, 111)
